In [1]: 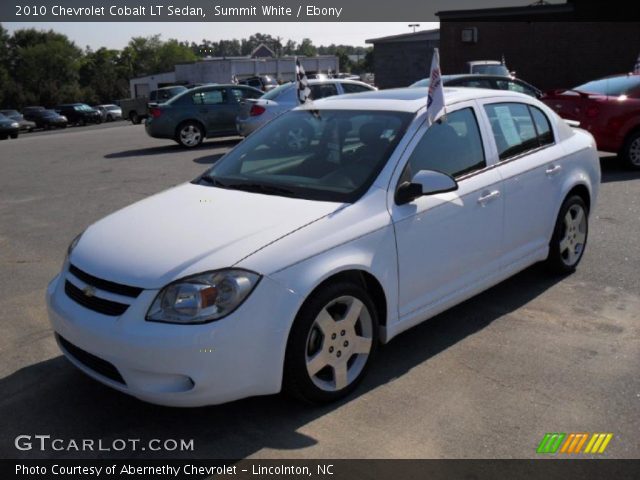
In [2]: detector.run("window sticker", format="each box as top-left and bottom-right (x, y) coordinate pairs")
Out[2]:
(494, 105), (521, 147)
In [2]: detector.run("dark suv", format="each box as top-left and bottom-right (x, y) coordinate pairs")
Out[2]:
(240, 75), (278, 92)
(55, 104), (102, 126)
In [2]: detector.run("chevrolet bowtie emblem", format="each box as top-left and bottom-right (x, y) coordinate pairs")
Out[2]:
(82, 286), (96, 297)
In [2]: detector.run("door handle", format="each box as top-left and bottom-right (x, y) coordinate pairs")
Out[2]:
(477, 190), (501, 206)
(545, 165), (562, 176)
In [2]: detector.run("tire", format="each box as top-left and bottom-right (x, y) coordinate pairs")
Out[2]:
(10, 133), (18, 139)
(130, 112), (141, 125)
(546, 195), (589, 274)
(107, 114), (113, 122)
(176, 121), (204, 148)
(284, 280), (379, 404)
(620, 130), (640, 170)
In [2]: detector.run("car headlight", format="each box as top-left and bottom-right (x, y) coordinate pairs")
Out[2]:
(11, 122), (19, 128)
(146, 269), (261, 324)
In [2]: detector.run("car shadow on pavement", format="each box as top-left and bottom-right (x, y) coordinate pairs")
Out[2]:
(0, 265), (562, 460)
(600, 156), (640, 183)
(104, 139), (242, 160)
(192, 153), (226, 165)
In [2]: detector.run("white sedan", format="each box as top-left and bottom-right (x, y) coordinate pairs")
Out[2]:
(47, 88), (600, 406)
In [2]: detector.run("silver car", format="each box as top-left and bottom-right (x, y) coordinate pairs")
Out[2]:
(236, 79), (376, 138)
(94, 104), (123, 122)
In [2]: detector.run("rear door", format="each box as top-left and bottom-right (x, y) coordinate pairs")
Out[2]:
(479, 100), (564, 264)
(191, 87), (232, 136)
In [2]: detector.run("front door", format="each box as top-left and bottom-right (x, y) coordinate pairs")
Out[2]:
(390, 104), (504, 321)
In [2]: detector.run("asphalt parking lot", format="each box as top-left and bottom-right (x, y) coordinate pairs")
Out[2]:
(0, 123), (639, 459)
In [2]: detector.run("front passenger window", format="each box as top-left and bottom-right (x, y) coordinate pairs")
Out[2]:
(404, 107), (486, 180)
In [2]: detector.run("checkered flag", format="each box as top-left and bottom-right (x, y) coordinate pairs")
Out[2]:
(634, 53), (640, 74)
(296, 58), (311, 104)
(231, 75), (239, 84)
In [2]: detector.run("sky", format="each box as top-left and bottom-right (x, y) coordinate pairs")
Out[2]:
(3, 22), (440, 49)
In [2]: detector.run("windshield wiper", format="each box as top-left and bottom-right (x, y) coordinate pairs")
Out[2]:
(198, 174), (228, 188)
(224, 182), (298, 198)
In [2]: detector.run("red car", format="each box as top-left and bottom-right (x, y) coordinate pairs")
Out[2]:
(543, 73), (640, 169)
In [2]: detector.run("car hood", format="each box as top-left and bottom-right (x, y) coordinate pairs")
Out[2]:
(71, 183), (342, 289)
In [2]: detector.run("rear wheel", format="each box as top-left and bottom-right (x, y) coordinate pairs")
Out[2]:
(130, 112), (141, 125)
(621, 131), (640, 170)
(546, 195), (588, 274)
(176, 121), (204, 148)
(284, 281), (378, 404)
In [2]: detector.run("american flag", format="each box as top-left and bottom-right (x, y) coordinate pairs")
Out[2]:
(296, 58), (311, 104)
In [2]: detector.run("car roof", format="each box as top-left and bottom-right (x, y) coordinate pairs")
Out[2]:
(297, 87), (534, 112)
(467, 60), (502, 65)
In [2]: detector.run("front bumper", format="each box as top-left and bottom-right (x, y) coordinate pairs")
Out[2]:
(46, 266), (302, 407)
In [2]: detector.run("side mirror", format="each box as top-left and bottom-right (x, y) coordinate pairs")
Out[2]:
(395, 170), (458, 205)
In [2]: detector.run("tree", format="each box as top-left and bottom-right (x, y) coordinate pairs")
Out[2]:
(0, 24), (9, 107)
(297, 38), (317, 57)
(79, 47), (129, 103)
(6, 28), (83, 107)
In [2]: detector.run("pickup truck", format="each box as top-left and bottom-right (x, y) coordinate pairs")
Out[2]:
(120, 86), (187, 124)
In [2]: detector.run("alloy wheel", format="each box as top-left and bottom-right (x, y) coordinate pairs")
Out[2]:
(305, 295), (373, 392)
(180, 124), (202, 147)
(559, 203), (587, 267)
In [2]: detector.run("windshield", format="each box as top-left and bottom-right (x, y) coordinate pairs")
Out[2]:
(43, 110), (58, 116)
(262, 82), (293, 100)
(106, 105), (120, 110)
(1, 110), (19, 117)
(200, 109), (412, 203)
(573, 76), (640, 97)
(472, 64), (509, 76)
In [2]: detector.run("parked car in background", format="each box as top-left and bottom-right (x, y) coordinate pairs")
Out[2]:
(333, 73), (361, 81)
(26, 109), (68, 129)
(22, 106), (46, 121)
(48, 88), (599, 407)
(410, 74), (541, 98)
(145, 84), (263, 148)
(0, 109), (36, 132)
(121, 86), (188, 124)
(236, 79), (377, 140)
(467, 60), (512, 77)
(542, 73), (640, 169)
(94, 104), (122, 122)
(239, 75), (278, 92)
(0, 113), (20, 139)
(55, 104), (102, 126)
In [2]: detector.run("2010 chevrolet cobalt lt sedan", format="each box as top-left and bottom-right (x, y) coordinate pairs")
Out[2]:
(47, 88), (600, 406)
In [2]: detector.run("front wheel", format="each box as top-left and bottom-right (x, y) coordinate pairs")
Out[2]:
(130, 112), (141, 125)
(284, 281), (378, 404)
(546, 195), (589, 274)
(621, 131), (640, 170)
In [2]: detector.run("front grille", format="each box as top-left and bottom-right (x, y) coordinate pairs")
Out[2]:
(57, 334), (126, 385)
(65, 280), (129, 316)
(69, 264), (142, 298)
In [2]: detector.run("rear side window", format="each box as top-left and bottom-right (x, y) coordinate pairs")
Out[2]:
(404, 107), (486, 179)
(530, 106), (554, 146)
(484, 103), (539, 160)
(341, 83), (372, 94)
(229, 88), (261, 102)
(192, 89), (227, 105)
(309, 83), (338, 100)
